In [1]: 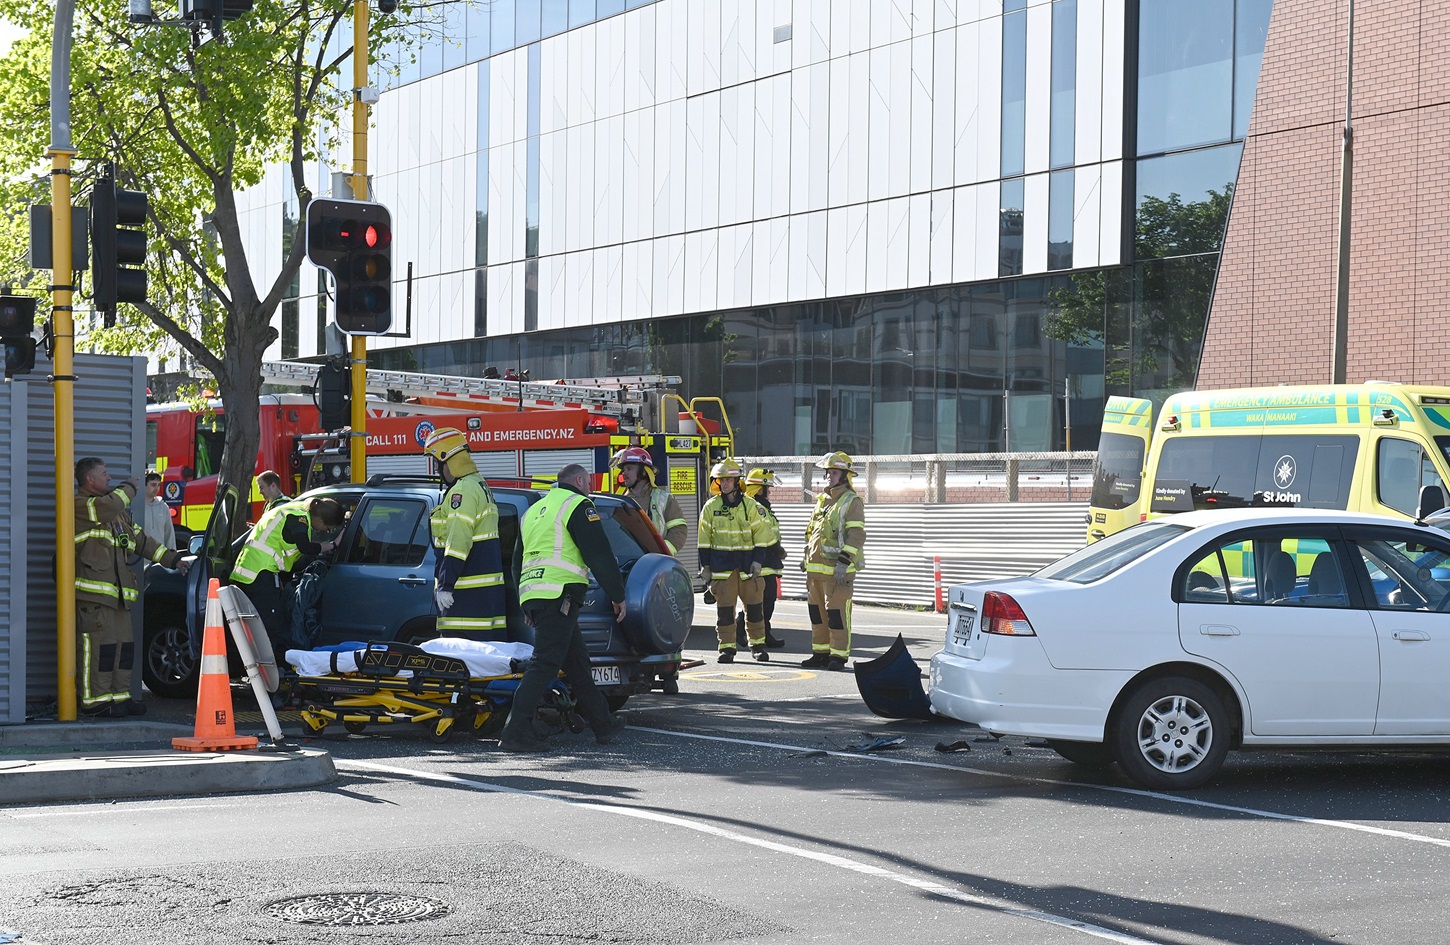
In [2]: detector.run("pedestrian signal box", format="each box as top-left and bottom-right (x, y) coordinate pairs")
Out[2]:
(306, 198), (393, 336)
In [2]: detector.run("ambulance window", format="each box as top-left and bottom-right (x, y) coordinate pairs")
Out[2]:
(1253, 435), (1357, 510)
(1376, 438), (1440, 516)
(1090, 432), (1145, 509)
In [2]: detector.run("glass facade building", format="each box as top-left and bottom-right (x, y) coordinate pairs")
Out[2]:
(242, 0), (1274, 456)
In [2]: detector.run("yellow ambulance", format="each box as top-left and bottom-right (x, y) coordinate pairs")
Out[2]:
(1087, 383), (1450, 542)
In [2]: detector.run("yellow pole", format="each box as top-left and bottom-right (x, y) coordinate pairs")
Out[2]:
(50, 147), (77, 721)
(349, 0), (370, 484)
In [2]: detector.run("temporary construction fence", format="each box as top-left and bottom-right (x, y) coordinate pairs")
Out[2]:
(734, 453), (1093, 609)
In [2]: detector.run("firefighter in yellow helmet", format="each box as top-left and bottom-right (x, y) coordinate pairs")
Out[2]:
(801, 451), (865, 671)
(423, 426), (507, 634)
(734, 468), (786, 650)
(697, 458), (774, 663)
(610, 446), (688, 555)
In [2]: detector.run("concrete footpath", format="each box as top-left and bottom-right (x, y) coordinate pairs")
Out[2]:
(0, 715), (336, 807)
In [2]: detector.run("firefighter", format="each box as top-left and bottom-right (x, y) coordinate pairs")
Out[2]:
(698, 459), (774, 663)
(801, 451), (866, 671)
(231, 495), (345, 652)
(500, 463), (628, 752)
(735, 468), (786, 649)
(610, 446), (688, 555)
(423, 426), (508, 634)
(74, 457), (193, 716)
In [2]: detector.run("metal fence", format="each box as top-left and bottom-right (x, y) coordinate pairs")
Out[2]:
(734, 452), (1093, 608)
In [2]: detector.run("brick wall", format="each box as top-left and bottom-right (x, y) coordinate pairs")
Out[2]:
(1201, 0), (1450, 387)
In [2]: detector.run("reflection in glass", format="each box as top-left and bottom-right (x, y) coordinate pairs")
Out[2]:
(420, 24), (443, 79)
(1134, 144), (1240, 259)
(542, 0), (569, 38)
(476, 65), (490, 267)
(1050, 0), (1077, 168)
(466, 1), (490, 62)
(1048, 169), (1074, 271)
(1137, 0), (1232, 154)
(516, 0), (542, 46)
(1234, 0), (1274, 139)
(282, 299), (299, 360)
(598, 0), (626, 16)
(443, 0), (468, 72)
(1001, 10), (1027, 177)
(999, 178), (1025, 277)
(1132, 256), (1217, 391)
(492, 0), (516, 55)
(569, 0), (596, 29)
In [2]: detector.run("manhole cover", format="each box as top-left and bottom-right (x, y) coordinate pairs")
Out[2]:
(265, 892), (451, 926)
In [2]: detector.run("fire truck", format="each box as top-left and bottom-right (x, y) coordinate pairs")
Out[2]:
(147, 363), (733, 573)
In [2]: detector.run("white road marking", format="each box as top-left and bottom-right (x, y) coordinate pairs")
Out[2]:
(340, 758), (1164, 945)
(632, 726), (1450, 850)
(4, 803), (232, 819)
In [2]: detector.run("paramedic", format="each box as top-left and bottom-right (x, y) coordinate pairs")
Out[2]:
(800, 451), (866, 672)
(698, 459), (773, 664)
(423, 427), (508, 634)
(610, 446), (688, 555)
(230, 495), (345, 651)
(500, 463), (628, 752)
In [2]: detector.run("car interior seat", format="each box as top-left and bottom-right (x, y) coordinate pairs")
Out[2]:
(1264, 550), (1298, 602)
(1306, 551), (1345, 605)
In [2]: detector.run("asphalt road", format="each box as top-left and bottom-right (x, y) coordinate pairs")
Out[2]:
(4, 601), (1450, 944)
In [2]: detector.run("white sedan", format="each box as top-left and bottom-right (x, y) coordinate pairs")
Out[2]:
(927, 507), (1450, 790)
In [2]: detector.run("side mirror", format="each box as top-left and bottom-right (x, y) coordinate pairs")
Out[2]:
(1418, 484), (1447, 521)
(188, 534), (205, 555)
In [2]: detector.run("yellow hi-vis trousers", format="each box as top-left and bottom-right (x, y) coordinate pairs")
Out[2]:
(711, 572), (765, 650)
(806, 572), (854, 658)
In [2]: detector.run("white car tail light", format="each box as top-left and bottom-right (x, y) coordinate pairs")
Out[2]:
(981, 591), (1036, 636)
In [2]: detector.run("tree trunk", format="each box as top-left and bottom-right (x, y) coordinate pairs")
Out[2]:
(215, 302), (277, 539)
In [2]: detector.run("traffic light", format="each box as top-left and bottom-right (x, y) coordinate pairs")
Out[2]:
(306, 198), (393, 336)
(0, 294), (38, 379)
(90, 164), (148, 320)
(316, 356), (351, 431)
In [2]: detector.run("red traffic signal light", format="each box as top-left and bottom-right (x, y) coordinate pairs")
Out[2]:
(306, 198), (393, 335)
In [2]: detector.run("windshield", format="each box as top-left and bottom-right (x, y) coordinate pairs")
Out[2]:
(1037, 521), (1190, 584)
(1152, 434), (1358, 513)
(1090, 432), (1146, 509)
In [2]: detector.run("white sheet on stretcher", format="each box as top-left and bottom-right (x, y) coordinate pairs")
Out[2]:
(286, 638), (534, 680)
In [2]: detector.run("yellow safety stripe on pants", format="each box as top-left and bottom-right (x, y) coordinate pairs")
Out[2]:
(80, 632), (95, 704)
(455, 573), (506, 589)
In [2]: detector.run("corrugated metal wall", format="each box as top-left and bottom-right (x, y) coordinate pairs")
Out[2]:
(0, 353), (145, 723)
(771, 502), (1088, 607)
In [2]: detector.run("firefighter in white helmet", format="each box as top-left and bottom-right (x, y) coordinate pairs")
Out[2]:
(697, 458), (774, 663)
(610, 446), (688, 555)
(734, 467), (786, 650)
(801, 451), (866, 671)
(423, 427), (507, 634)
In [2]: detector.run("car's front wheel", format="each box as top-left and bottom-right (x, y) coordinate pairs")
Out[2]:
(142, 608), (199, 699)
(1112, 676), (1230, 791)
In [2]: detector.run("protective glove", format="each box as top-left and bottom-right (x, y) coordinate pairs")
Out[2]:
(434, 588), (455, 612)
(699, 567), (712, 584)
(748, 562), (762, 579)
(833, 561), (852, 587)
(176, 555), (197, 574)
(798, 558), (807, 573)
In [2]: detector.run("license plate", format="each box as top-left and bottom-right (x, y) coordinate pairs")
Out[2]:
(952, 614), (974, 646)
(591, 665), (622, 686)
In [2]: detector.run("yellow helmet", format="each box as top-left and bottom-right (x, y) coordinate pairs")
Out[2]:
(743, 467), (778, 487)
(815, 450), (855, 473)
(710, 458), (744, 480)
(422, 426), (478, 478)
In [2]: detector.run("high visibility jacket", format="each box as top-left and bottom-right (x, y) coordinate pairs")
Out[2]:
(430, 472), (507, 632)
(804, 484), (866, 575)
(232, 499), (311, 584)
(75, 486), (179, 609)
(632, 483), (687, 555)
(698, 493), (772, 573)
(519, 487), (593, 604)
(755, 497), (785, 577)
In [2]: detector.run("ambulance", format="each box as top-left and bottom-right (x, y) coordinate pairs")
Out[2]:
(1087, 383), (1450, 542)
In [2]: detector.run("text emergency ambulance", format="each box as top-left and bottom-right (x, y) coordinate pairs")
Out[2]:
(1087, 383), (1450, 542)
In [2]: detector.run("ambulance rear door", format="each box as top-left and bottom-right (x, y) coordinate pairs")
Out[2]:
(1087, 396), (1154, 542)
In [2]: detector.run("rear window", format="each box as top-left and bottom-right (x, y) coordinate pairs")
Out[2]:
(1151, 434), (1358, 513)
(1037, 521), (1190, 584)
(1090, 432), (1146, 509)
(591, 499), (654, 564)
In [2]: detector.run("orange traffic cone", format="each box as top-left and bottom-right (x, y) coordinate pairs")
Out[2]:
(173, 578), (258, 752)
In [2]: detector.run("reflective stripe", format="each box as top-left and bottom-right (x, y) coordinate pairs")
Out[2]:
(455, 573), (505, 588)
(233, 499), (311, 581)
(199, 654), (228, 675)
(438, 615), (509, 630)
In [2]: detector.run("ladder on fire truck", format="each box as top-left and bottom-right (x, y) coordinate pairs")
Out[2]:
(258, 360), (683, 433)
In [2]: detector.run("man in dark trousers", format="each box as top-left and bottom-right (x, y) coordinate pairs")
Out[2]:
(500, 464), (628, 752)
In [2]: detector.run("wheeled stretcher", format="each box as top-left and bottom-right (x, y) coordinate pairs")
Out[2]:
(283, 639), (581, 743)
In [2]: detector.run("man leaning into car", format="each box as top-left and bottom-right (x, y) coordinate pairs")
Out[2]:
(500, 463), (628, 752)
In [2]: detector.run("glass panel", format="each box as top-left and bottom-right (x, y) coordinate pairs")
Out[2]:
(999, 178), (1025, 277)
(569, 0), (596, 29)
(1135, 143), (1240, 259)
(281, 299), (299, 360)
(1132, 255), (1217, 390)
(524, 259), (539, 332)
(1182, 549), (1230, 602)
(420, 26), (444, 79)
(1037, 521), (1189, 583)
(466, 0), (491, 62)
(1048, 169), (1074, 270)
(348, 500), (430, 567)
(1004, 0), (1027, 11)
(492, 0), (516, 55)
(474, 267), (488, 337)
(1354, 536), (1450, 611)
(1151, 434), (1359, 512)
(1000, 10), (1027, 177)
(598, 0), (626, 17)
(1214, 535), (1348, 607)
(443, 0), (468, 72)
(1234, 0), (1274, 139)
(1091, 431), (1145, 509)
(1137, 0), (1233, 154)
(477, 65), (490, 267)
(1378, 438), (1432, 516)
(516, 0), (542, 46)
(1050, 0), (1077, 168)
(542, 0), (569, 37)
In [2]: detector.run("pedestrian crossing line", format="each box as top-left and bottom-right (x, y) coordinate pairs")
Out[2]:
(630, 725), (1450, 852)
(339, 758), (1164, 945)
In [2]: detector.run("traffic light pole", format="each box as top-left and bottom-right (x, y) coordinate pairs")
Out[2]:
(49, 0), (78, 721)
(349, 0), (369, 484)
